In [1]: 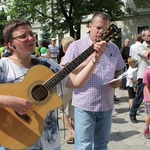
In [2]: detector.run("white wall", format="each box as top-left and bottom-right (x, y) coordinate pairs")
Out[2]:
(114, 14), (150, 45)
(80, 24), (89, 38)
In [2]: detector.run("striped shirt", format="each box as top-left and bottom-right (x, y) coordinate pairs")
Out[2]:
(62, 35), (125, 112)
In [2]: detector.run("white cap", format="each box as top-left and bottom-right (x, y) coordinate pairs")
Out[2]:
(51, 38), (56, 41)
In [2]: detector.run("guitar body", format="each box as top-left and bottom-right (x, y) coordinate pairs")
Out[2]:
(0, 65), (62, 149)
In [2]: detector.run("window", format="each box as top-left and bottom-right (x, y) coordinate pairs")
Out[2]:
(138, 26), (149, 34)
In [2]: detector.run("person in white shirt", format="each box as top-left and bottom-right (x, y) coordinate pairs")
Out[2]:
(126, 57), (137, 109)
(129, 34), (142, 61)
(130, 30), (150, 123)
(48, 38), (59, 62)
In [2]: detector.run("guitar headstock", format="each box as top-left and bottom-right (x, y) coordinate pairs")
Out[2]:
(99, 24), (119, 42)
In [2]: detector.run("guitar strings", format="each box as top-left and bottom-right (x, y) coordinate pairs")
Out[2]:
(26, 54), (85, 116)
(26, 43), (95, 113)
(26, 60), (76, 116)
(25, 77), (58, 116)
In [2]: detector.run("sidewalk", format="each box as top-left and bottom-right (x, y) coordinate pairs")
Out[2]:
(59, 88), (150, 150)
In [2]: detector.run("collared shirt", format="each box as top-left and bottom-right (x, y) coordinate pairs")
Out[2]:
(136, 41), (150, 79)
(129, 41), (142, 60)
(62, 35), (125, 112)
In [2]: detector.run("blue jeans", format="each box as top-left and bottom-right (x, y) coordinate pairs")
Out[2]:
(74, 107), (112, 150)
(130, 78), (144, 116)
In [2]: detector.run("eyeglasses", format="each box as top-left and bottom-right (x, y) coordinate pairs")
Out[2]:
(12, 32), (36, 40)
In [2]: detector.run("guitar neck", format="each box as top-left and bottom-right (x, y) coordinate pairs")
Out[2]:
(43, 24), (119, 91)
(44, 44), (95, 90)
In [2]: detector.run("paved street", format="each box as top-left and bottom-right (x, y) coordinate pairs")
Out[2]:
(59, 88), (150, 150)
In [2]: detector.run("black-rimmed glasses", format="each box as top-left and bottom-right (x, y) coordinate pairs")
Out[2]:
(12, 32), (36, 40)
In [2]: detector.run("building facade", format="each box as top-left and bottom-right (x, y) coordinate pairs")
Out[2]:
(114, 0), (150, 48)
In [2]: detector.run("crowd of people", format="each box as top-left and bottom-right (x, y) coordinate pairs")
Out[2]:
(120, 31), (150, 139)
(0, 11), (150, 150)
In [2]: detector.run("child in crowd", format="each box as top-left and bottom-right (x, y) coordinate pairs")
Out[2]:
(143, 62), (150, 139)
(126, 57), (137, 109)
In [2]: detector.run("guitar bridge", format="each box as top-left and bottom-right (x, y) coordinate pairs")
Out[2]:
(15, 111), (30, 123)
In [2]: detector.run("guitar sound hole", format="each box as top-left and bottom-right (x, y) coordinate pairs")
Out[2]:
(31, 85), (48, 101)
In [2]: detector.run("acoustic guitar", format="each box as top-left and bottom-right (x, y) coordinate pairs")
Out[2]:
(0, 24), (119, 149)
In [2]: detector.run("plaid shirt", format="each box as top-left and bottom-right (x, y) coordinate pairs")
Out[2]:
(62, 35), (125, 112)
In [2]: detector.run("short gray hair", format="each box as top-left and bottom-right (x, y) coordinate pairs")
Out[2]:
(142, 29), (150, 36)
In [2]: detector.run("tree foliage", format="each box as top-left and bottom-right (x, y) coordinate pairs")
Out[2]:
(40, 31), (51, 43)
(6, 0), (126, 39)
(0, 8), (8, 45)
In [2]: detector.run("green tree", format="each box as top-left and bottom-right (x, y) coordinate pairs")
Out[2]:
(7, 0), (127, 39)
(0, 8), (8, 45)
(40, 31), (51, 43)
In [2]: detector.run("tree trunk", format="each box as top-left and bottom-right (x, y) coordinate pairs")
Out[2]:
(69, 26), (75, 39)
(69, 23), (81, 39)
(75, 23), (81, 39)
(76, 28), (80, 40)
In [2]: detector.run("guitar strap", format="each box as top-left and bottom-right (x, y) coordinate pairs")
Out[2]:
(32, 58), (51, 68)
(33, 58), (57, 74)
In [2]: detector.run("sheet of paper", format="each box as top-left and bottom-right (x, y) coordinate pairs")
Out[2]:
(102, 68), (137, 85)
